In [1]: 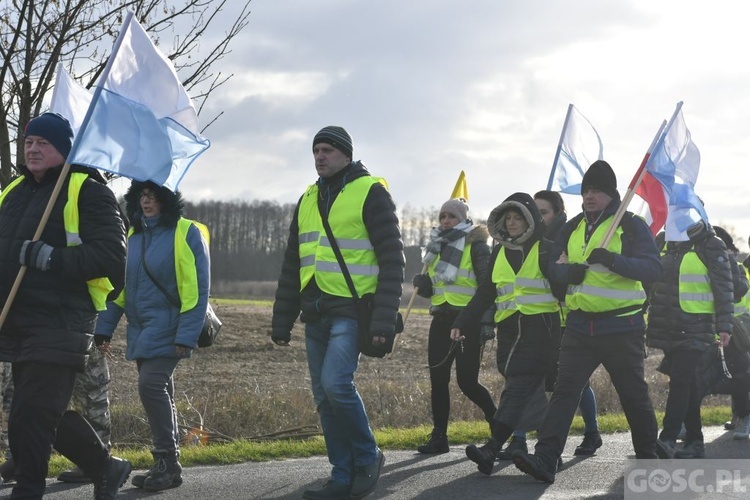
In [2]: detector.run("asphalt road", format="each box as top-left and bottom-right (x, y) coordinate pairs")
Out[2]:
(4, 425), (750, 499)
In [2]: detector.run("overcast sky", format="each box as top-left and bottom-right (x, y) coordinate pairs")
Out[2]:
(165, 0), (750, 248)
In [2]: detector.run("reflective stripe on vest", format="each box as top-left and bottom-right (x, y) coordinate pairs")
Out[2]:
(297, 176), (381, 297)
(492, 242), (559, 323)
(738, 266), (750, 316)
(566, 216), (646, 314)
(429, 242), (477, 307)
(0, 173), (114, 311)
(116, 217), (207, 312)
(679, 251), (714, 314)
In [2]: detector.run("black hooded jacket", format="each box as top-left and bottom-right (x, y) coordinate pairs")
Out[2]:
(271, 161), (405, 342)
(0, 164), (127, 370)
(453, 192), (561, 377)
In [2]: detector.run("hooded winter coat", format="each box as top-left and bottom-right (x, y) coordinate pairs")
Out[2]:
(95, 182), (210, 360)
(271, 161), (405, 343)
(453, 192), (561, 377)
(647, 227), (735, 352)
(0, 164), (126, 370)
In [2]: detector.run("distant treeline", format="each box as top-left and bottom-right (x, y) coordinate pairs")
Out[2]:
(181, 200), (444, 283)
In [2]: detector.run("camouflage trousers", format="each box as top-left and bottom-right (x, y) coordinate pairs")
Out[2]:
(0, 362), (12, 452)
(69, 348), (112, 449)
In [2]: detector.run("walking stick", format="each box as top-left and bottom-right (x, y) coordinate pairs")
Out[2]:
(388, 262), (428, 359)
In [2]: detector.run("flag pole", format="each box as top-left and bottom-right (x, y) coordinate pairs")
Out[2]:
(547, 104), (574, 190)
(0, 12), (135, 330)
(599, 117), (669, 248)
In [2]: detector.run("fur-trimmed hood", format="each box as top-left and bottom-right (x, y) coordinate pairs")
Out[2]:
(124, 181), (185, 232)
(467, 224), (490, 245)
(487, 192), (544, 249)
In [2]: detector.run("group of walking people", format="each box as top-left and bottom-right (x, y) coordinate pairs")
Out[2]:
(0, 112), (211, 499)
(271, 125), (750, 499)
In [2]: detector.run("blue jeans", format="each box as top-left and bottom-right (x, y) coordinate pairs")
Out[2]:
(306, 316), (378, 485)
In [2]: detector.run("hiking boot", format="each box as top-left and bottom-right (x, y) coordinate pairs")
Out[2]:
(574, 430), (603, 456)
(93, 456), (132, 500)
(465, 439), (499, 475)
(655, 439), (676, 459)
(142, 451), (183, 491)
(496, 436), (527, 460)
(0, 455), (16, 484)
(674, 440), (705, 459)
(725, 415), (740, 430)
(302, 480), (352, 500)
(350, 449), (384, 499)
(57, 465), (92, 483)
(511, 450), (556, 484)
(733, 415), (750, 440)
(417, 431), (449, 454)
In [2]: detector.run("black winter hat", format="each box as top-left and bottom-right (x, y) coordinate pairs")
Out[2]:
(581, 160), (618, 199)
(313, 126), (353, 159)
(713, 226), (738, 253)
(24, 112), (74, 158)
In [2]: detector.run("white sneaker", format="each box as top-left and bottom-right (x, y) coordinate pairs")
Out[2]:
(732, 416), (750, 440)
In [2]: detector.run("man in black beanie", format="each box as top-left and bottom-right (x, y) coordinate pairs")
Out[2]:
(513, 160), (664, 483)
(0, 112), (131, 498)
(272, 126), (404, 499)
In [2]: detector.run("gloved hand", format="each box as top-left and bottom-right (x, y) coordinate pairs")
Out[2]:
(271, 328), (291, 346)
(480, 324), (496, 342)
(19, 240), (55, 271)
(587, 248), (616, 269)
(567, 263), (589, 285)
(412, 273), (433, 298)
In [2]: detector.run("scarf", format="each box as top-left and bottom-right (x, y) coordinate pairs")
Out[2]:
(422, 221), (474, 284)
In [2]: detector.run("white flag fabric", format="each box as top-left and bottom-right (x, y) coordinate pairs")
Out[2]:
(547, 104), (604, 194)
(49, 64), (92, 136)
(645, 102), (708, 241)
(66, 12), (210, 190)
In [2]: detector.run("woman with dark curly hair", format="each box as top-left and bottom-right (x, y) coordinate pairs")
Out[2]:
(95, 180), (210, 491)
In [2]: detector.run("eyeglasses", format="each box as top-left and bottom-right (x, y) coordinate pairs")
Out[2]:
(140, 190), (157, 200)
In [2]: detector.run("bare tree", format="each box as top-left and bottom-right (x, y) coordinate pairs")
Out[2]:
(0, 0), (251, 187)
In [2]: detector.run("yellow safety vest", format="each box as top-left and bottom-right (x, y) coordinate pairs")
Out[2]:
(678, 250), (714, 314)
(492, 242), (559, 323)
(429, 242), (477, 307)
(738, 265), (750, 317)
(297, 177), (381, 297)
(115, 217), (208, 313)
(566, 216), (645, 315)
(0, 173), (114, 311)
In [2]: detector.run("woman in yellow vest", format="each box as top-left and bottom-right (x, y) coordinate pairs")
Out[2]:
(453, 192), (563, 476)
(647, 222), (735, 459)
(95, 181), (210, 490)
(412, 198), (497, 454)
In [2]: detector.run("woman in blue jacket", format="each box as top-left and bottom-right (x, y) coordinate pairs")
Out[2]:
(96, 181), (210, 491)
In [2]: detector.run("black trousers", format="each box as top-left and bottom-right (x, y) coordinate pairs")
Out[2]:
(534, 331), (658, 464)
(427, 313), (496, 434)
(660, 348), (704, 443)
(9, 361), (77, 498)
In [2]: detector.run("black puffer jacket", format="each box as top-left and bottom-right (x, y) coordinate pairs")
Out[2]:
(647, 228), (735, 352)
(0, 164), (127, 369)
(453, 192), (561, 376)
(272, 161), (405, 341)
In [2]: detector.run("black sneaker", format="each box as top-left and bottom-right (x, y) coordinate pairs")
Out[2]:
(655, 439), (676, 459)
(302, 480), (351, 500)
(725, 416), (739, 431)
(417, 431), (449, 454)
(465, 441), (497, 475)
(511, 450), (556, 484)
(574, 431), (603, 456)
(57, 465), (92, 483)
(496, 436), (527, 461)
(674, 440), (705, 459)
(350, 450), (384, 499)
(0, 455), (16, 484)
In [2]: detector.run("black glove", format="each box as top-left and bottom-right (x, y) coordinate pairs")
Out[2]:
(412, 273), (433, 298)
(567, 263), (589, 285)
(19, 240), (55, 271)
(480, 324), (496, 342)
(587, 248), (615, 269)
(271, 328), (291, 345)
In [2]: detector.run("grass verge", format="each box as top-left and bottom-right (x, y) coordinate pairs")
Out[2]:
(47, 406), (732, 477)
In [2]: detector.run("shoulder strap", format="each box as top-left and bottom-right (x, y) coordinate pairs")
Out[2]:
(141, 234), (181, 308)
(320, 213), (360, 302)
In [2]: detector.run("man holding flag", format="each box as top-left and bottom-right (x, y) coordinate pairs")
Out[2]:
(513, 160), (662, 483)
(0, 112), (129, 498)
